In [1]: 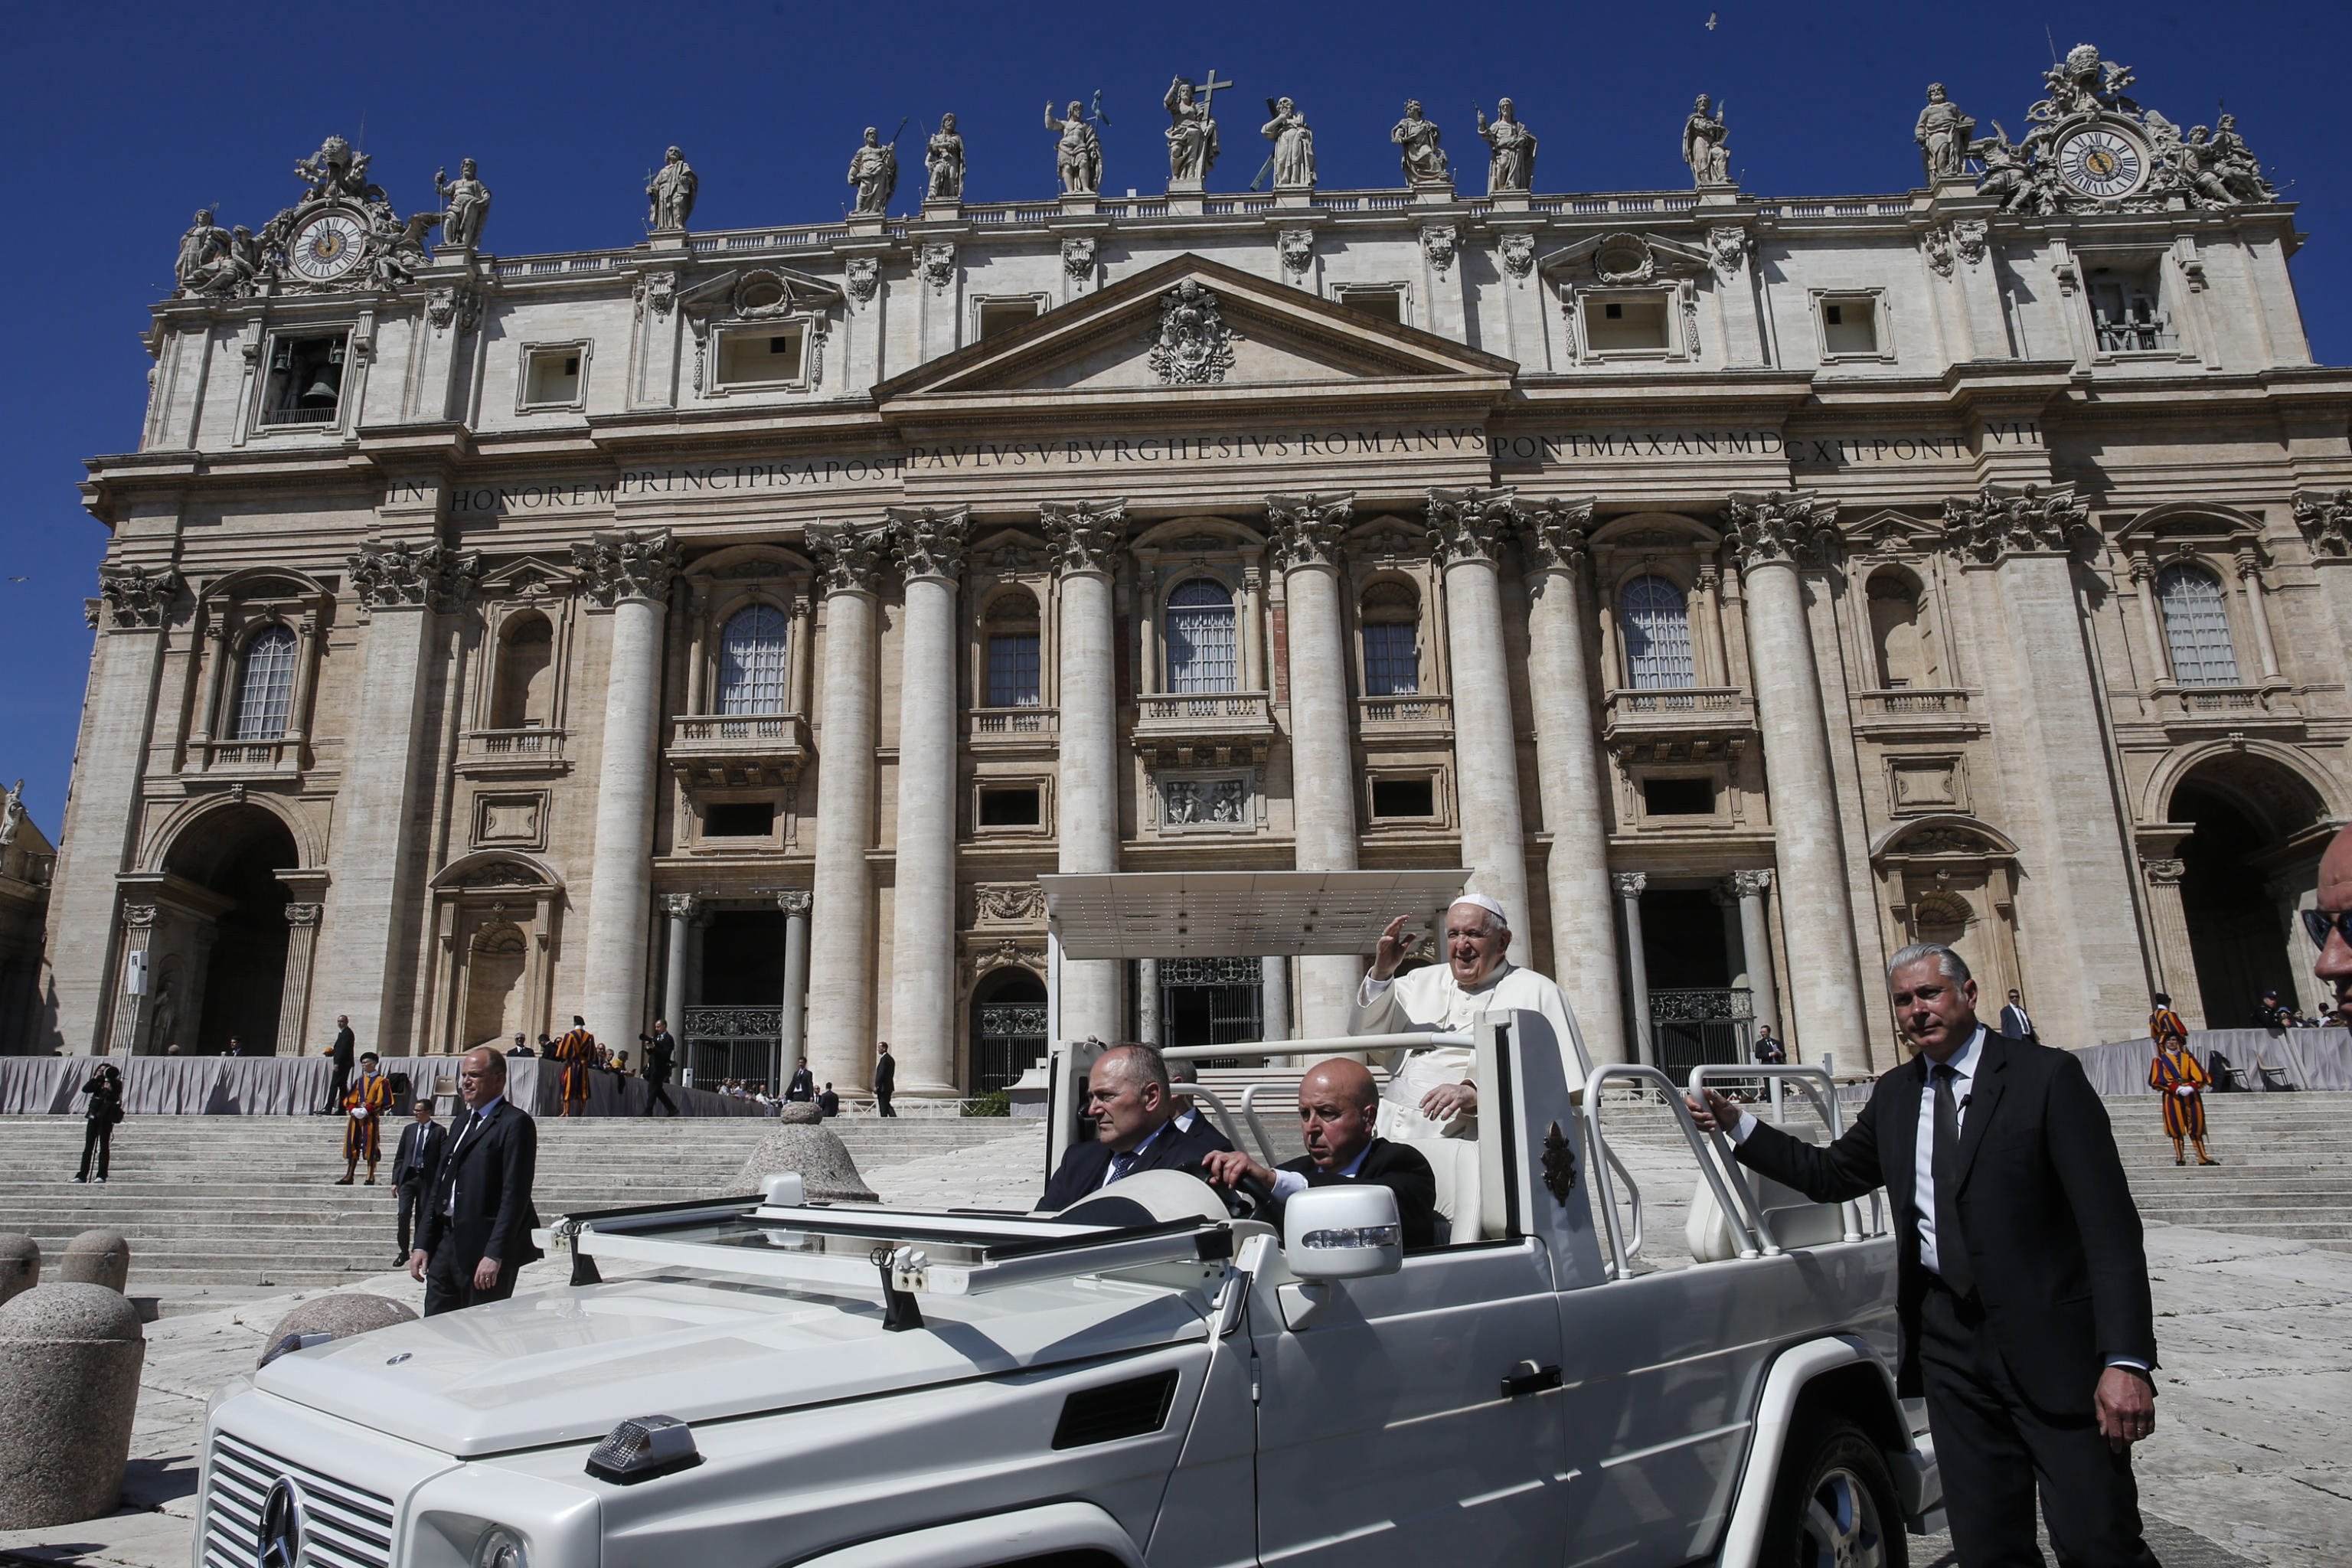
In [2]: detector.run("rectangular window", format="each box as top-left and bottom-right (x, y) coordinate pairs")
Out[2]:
(1642, 776), (1717, 816)
(987, 633), (1041, 707)
(1361, 623), (1420, 695)
(977, 299), (1042, 340)
(2088, 263), (2170, 353)
(261, 333), (348, 426)
(714, 325), (806, 388)
(1583, 295), (1670, 352)
(979, 786), (1041, 827)
(703, 802), (776, 838)
(1338, 288), (1404, 323)
(522, 345), (585, 407)
(1370, 776), (1436, 819)
(1821, 297), (1881, 356)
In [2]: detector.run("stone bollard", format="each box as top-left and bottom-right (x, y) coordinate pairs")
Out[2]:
(733, 1102), (879, 1202)
(0, 1283), (146, 1529)
(0, 1234), (38, 1305)
(58, 1229), (131, 1294)
(258, 1291), (419, 1370)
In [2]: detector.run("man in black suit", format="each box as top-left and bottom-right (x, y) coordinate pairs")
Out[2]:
(1040, 1044), (1227, 1210)
(785, 1057), (816, 1102)
(818, 1081), (840, 1116)
(320, 1014), (355, 1114)
(1200, 1059), (1438, 1250)
(390, 1097), (446, 1265)
(1688, 942), (2158, 1568)
(641, 1021), (678, 1117)
(1998, 988), (2038, 1044)
(409, 1046), (543, 1315)
(872, 1040), (897, 1117)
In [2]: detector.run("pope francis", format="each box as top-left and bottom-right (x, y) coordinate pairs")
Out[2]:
(1349, 893), (1586, 1135)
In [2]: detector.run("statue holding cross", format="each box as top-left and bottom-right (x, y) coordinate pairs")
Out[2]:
(1165, 70), (1231, 186)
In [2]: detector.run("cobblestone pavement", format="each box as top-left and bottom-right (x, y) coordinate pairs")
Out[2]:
(2, 1150), (2343, 1566)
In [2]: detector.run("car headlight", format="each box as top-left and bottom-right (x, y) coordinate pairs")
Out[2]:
(472, 1526), (528, 1568)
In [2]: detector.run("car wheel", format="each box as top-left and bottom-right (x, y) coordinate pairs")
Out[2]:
(1759, 1414), (1907, 1568)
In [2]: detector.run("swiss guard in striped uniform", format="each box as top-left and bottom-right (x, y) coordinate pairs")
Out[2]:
(556, 1016), (595, 1118)
(338, 1052), (392, 1184)
(2148, 993), (2219, 1167)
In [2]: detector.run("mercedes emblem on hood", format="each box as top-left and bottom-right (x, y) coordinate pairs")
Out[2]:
(257, 1475), (304, 1568)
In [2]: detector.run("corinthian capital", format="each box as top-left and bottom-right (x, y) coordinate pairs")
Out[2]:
(1722, 490), (1834, 572)
(776, 888), (813, 917)
(805, 521), (893, 596)
(94, 564), (181, 630)
(1426, 486), (1521, 567)
(1265, 492), (1356, 571)
(570, 529), (681, 605)
(1040, 499), (1129, 577)
(1520, 496), (1597, 576)
(1941, 482), (2095, 565)
(347, 541), (482, 611)
(1611, 871), (1648, 899)
(886, 505), (972, 583)
(2293, 488), (2352, 560)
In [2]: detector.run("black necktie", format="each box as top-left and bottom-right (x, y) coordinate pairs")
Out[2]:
(1932, 1063), (1976, 1298)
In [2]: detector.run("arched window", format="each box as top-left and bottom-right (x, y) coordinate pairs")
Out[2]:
(1359, 580), (1421, 696)
(2157, 564), (2239, 688)
(1867, 570), (1932, 689)
(492, 613), (554, 728)
(1619, 575), (1694, 689)
(1165, 577), (1237, 693)
(230, 625), (299, 740)
(982, 589), (1042, 707)
(716, 604), (791, 714)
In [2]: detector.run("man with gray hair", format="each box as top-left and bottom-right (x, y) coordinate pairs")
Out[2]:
(1038, 1044), (1227, 1211)
(1687, 942), (2159, 1568)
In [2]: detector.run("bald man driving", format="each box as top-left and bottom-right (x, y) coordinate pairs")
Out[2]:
(1200, 1059), (1439, 1250)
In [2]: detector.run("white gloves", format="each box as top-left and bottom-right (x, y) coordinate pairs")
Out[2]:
(2174, 1085), (2196, 1098)
(351, 1106), (371, 1119)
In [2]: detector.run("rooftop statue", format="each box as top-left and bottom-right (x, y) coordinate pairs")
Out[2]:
(295, 135), (384, 204)
(1915, 84), (1977, 181)
(1683, 93), (1731, 186)
(1260, 96), (1315, 189)
(1391, 100), (1449, 187)
(925, 115), (965, 201)
(647, 145), (697, 230)
(847, 126), (900, 217)
(434, 158), (492, 250)
(1165, 74), (1227, 185)
(1045, 100), (1103, 196)
(1476, 99), (1537, 193)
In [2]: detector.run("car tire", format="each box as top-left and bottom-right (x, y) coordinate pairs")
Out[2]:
(1758, 1413), (1909, 1568)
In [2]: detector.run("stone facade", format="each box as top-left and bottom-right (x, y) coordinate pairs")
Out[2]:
(38, 55), (2352, 1089)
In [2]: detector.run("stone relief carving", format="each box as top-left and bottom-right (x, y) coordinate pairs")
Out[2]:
(1261, 98), (1315, 188)
(347, 541), (482, 610)
(1062, 234), (1097, 281)
(1476, 100), (1537, 193)
(1722, 490), (1838, 570)
(776, 889), (813, 917)
(2140, 857), (2187, 886)
(1942, 482), (2096, 564)
(1276, 227), (1315, 277)
(1683, 95), (1731, 186)
(1161, 775), (1250, 827)
(805, 521), (892, 595)
(634, 270), (680, 320)
(1165, 75), (1225, 185)
(1952, 218), (1989, 265)
(1266, 493), (1356, 570)
(1391, 102), (1450, 188)
(1419, 223), (1459, 276)
(1498, 231), (1536, 279)
(647, 146), (697, 230)
(972, 883), (1046, 923)
(1145, 280), (1237, 385)
(1612, 871), (1648, 899)
(1706, 225), (1751, 279)
(844, 256), (880, 302)
(1426, 486), (1519, 565)
(886, 506), (972, 581)
(923, 116), (965, 201)
(174, 210), (263, 299)
(0, 779), (22, 849)
(1520, 496), (1597, 577)
(966, 936), (1047, 981)
(95, 565), (182, 630)
(433, 158), (491, 250)
(1726, 867), (1774, 898)
(571, 529), (682, 604)
(846, 126), (898, 217)
(178, 134), (453, 299)
(918, 243), (957, 292)
(2292, 489), (2352, 558)
(1920, 226), (1956, 277)
(1915, 85), (1978, 181)
(1040, 499), (1129, 575)
(1045, 100), (1103, 196)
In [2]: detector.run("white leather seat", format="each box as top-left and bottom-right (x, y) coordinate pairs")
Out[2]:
(1377, 1101), (1482, 1245)
(1685, 1123), (1847, 1262)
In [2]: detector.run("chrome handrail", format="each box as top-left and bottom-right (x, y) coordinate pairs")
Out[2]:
(1237, 1083), (1285, 1171)
(1688, 1063), (1880, 1244)
(1586, 1063), (1769, 1277)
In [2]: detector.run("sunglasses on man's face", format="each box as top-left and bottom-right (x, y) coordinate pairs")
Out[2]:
(2302, 908), (2352, 949)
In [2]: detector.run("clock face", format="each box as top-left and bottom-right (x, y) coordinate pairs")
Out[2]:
(290, 211), (368, 282)
(2054, 126), (2147, 199)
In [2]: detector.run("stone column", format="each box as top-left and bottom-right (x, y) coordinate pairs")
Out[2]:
(275, 902), (324, 1053)
(1521, 498), (1628, 1064)
(2138, 858), (2203, 1027)
(314, 543), (480, 1056)
(51, 568), (178, 1054)
(1261, 956), (1293, 1040)
(887, 507), (971, 1096)
(2128, 558), (2174, 684)
(1723, 493), (1872, 1067)
(660, 893), (698, 1032)
(1240, 565), (1267, 692)
(572, 532), (678, 1047)
(1136, 959), (1161, 1045)
(2292, 492), (2352, 688)
(778, 890), (812, 1076)
(1613, 874), (1652, 1067)
(1725, 870), (1778, 1032)
(1268, 494), (1361, 1040)
(1044, 501), (1129, 1044)
(105, 905), (159, 1057)
(805, 523), (891, 1086)
(2234, 548), (2282, 681)
(1429, 488), (1532, 934)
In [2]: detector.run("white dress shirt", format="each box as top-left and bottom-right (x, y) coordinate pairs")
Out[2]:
(1269, 1142), (1373, 1202)
(443, 1095), (504, 1218)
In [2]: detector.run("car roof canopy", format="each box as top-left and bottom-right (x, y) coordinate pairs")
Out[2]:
(1038, 869), (1472, 959)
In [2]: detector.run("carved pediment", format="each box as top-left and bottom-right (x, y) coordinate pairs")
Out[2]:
(1537, 230), (1715, 284)
(477, 555), (580, 599)
(679, 264), (845, 322)
(1841, 508), (1945, 555)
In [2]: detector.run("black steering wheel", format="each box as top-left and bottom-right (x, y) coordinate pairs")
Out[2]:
(1214, 1171), (1277, 1222)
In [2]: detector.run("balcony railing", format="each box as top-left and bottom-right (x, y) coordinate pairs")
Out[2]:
(1854, 688), (1974, 724)
(1608, 687), (1745, 717)
(1601, 687), (1756, 760)
(457, 727), (568, 776)
(969, 705), (1058, 739)
(665, 712), (810, 785)
(1357, 693), (1453, 731)
(198, 737), (299, 772)
(2157, 684), (2297, 727)
(1132, 691), (1277, 763)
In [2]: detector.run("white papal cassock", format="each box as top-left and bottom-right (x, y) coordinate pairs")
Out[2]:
(1348, 960), (1587, 1135)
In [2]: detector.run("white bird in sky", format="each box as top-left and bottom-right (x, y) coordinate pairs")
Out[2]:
(1706, 11), (1717, 28)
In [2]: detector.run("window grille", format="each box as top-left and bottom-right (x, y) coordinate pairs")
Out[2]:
(1360, 583), (1422, 695)
(1619, 575), (1695, 689)
(2156, 564), (2239, 688)
(231, 626), (298, 740)
(987, 633), (1041, 707)
(716, 605), (790, 714)
(1165, 578), (1238, 692)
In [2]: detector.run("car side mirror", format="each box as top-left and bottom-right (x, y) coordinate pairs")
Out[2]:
(1283, 1184), (1404, 1280)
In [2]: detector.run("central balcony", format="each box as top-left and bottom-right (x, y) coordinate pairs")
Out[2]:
(665, 712), (811, 787)
(455, 727), (568, 779)
(967, 705), (1060, 753)
(1132, 691), (1277, 766)
(1852, 688), (1983, 739)
(1356, 693), (1454, 742)
(1601, 687), (1756, 763)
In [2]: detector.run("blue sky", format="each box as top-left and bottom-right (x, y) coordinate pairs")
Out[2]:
(4, 0), (2348, 831)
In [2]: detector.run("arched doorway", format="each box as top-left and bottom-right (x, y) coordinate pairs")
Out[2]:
(969, 967), (1047, 1094)
(2167, 755), (2329, 1027)
(163, 805), (299, 1054)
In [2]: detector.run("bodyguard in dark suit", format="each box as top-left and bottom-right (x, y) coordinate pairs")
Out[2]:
(641, 1022), (678, 1117)
(1689, 942), (2158, 1568)
(1040, 1044), (1227, 1211)
(390, 1098), (446, 1264)
(320, 1015), (356, 1114)
(1201, 1059), (1439, 1250)
(409, 1047), (543, 1315)
(1998, 989), (2040, 1044)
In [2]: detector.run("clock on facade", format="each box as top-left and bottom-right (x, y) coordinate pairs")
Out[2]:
(2053, 126), (2148, 200)
(289, 211), (368, 283)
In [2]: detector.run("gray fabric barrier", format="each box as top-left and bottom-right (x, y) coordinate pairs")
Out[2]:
(2073, 1027), (2350, 1096)
(0, 1055), (764, 1118)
